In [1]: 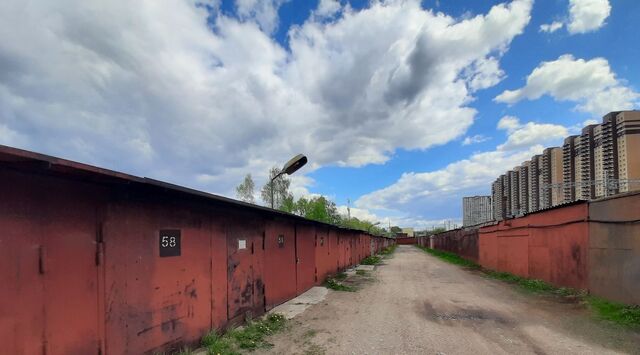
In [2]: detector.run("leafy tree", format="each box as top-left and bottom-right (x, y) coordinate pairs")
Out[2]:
(261, 167), (293, 209)
(235, 174), (256, 203)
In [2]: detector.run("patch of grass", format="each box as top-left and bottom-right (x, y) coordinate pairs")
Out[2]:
(379, 245), (397, 256)
(417, 245), (640, 329)
(333, 272), (348, 281)
(415, 245), (480, 269)
(324, 277), (355, 292)
(360, 255), (381, 265)
(355, 269), (367, 276)
(200, 313), (287, 355)
(484, 270), (557, 293)
(201, 331), (238, 355)
(587, 296), (640, 328)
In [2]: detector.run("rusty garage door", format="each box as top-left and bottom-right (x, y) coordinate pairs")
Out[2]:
(295, 224), (316, 295)
(226, 218), (265, 323)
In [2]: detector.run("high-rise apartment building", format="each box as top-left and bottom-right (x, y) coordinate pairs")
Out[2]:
(491, 178), (504, 221)
(537, 153), (546, 209)
(616, 111), (640, 193)
(594, 112), (621, 198)
(462, 196), (493, 227)
(539, 149), (551, 209)
(578, 125), (596, 200)
(562, 136), (577, 203)
(502, 174), (511, 218)
(529, 155), (540, 212)
(509, 168), (520, 216)
(519, 161), (529, 213)
(549, 147), (563, 206)
(483, 110), (639, 221)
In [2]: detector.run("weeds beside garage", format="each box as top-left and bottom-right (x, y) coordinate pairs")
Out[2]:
(415, 245), (640, 329)
(179, 313), (287, 355)
(379, 245), (397, 256)
(360, 255), (381, 265)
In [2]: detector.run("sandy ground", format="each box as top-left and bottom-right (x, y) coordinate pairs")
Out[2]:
(256, 245), (640, 355)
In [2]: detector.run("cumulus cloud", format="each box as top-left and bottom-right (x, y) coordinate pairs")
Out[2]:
(539, 0), (610, 35)
(496, 116), (568, 151)
(539, 21), (563, 33)
(462, 134), (490, 146)
(235, 0), (289, 34)
(356, 144), (544, 220)
(495, 54), (639, 116)
(567, 0), (611, 34)
(356, 115), (570, 224)
(0, 0), (532, 198)
(315, 0), (342, 18)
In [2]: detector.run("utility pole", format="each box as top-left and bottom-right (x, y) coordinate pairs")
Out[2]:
(347, 198), (351, 220)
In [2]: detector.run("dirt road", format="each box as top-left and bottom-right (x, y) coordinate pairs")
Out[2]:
(258, 245), (639, 355)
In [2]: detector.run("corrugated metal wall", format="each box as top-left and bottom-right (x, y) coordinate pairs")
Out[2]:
(0, 158), (394, 355)
(423, 195), (640, 305)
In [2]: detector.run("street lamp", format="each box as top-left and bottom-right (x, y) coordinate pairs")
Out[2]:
(271, 154), (308, 209)
(367, 221), (381, 233)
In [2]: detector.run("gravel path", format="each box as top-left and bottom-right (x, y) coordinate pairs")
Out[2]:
(257, 245), (640, 355)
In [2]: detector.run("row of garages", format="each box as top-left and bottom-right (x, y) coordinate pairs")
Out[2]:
(417, 191), (640, 307)
(0, 146), (394, 355)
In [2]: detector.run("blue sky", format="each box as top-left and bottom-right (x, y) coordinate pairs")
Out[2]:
(0, 0), (638, 228)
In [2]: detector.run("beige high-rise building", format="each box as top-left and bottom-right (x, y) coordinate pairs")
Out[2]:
(574, 135), (584, 200)
(538, 153), (546, 209)
(616, 111), (640, 193)
(539, 148), (562, 209)
(529, 155), (541, 212)
(549, 147), (564, 206)
(486, 110), (639, 218)
(491, 178), (504, 221)
(562, 136), (577, 203)
(519, 161), (530, 213)
(574, 125), (596, 200)
(510, 168), (520, 216)
(502, 174), (511, 218)
(594, 112), (621, 198)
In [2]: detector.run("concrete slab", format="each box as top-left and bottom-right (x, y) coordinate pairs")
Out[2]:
(356, 265), (375, 271)
(268, 286), (328, 320)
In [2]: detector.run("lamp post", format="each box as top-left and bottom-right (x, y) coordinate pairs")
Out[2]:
(271, 154), (308, 209)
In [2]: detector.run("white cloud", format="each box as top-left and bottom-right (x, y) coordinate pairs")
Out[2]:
(356, 115), (571, 223)
(567, 0), (611, 34)
(315, 0), (342, 18)
(235, 0), (288, 34)
(0, 0), (532, 200)
(0, 123), (27, 146)
(495, 54), (639, 116)
(497, 115), (521, 132)
(462, 134), (490, 145)
(464, 56), (506, 92)
(539, 21), (563, 33)
(496, 116), (568, 151)
(356, 144), (544, 220)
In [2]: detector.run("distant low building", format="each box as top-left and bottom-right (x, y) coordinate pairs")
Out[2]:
(401, 228), (415, 237)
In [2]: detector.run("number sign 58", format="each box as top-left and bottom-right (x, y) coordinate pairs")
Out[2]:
(159, 229), (181, 257)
